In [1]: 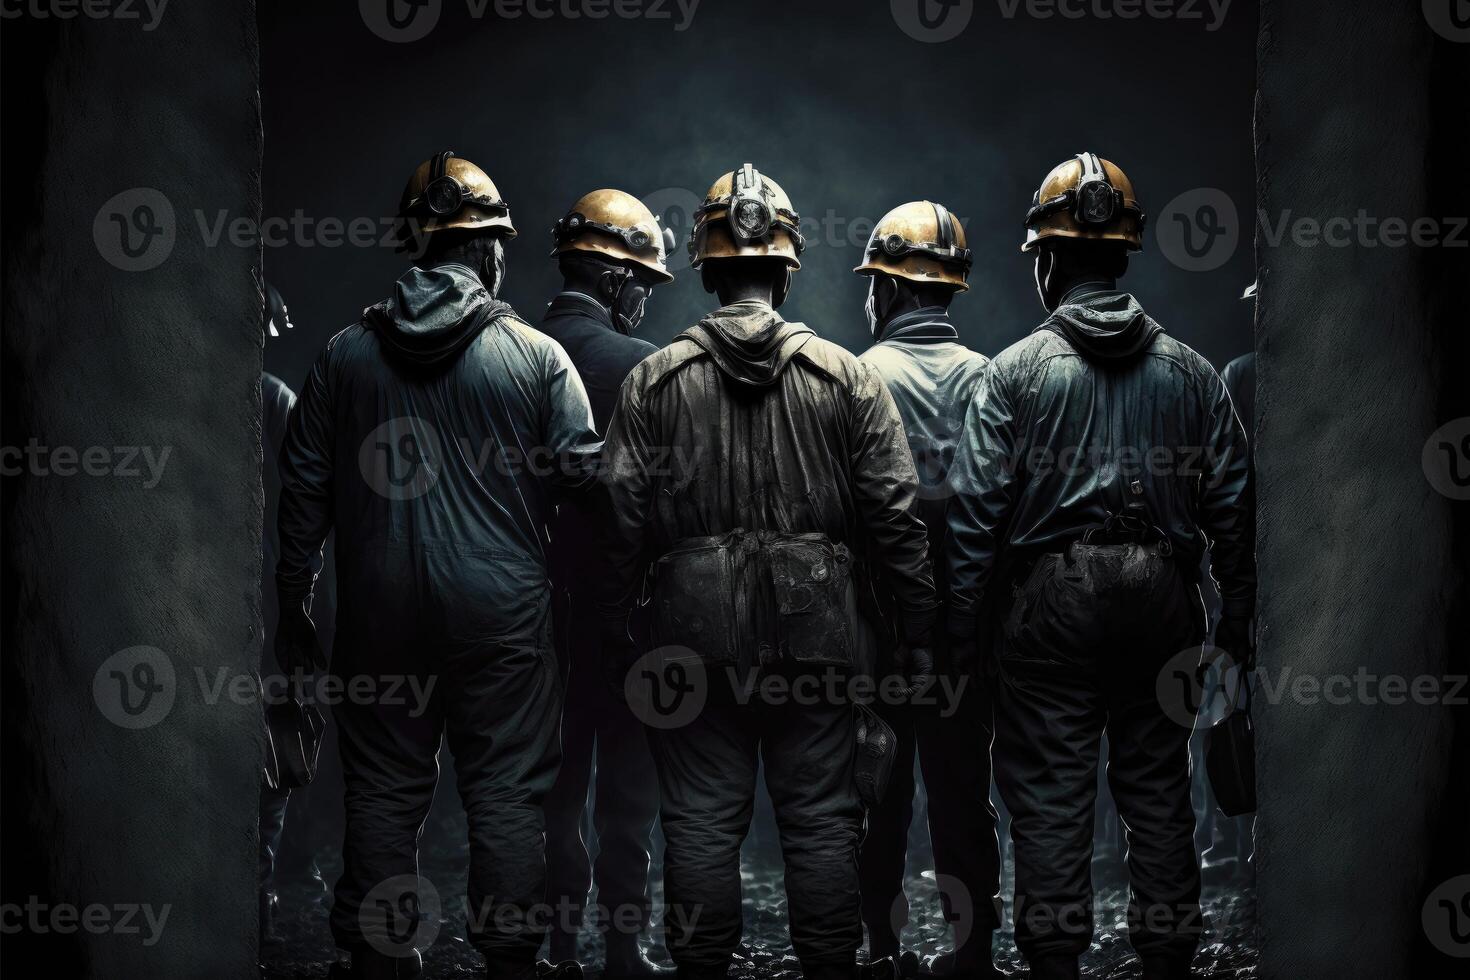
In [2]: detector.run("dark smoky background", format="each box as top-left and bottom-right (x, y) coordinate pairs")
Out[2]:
(258, 0), (1258, 391)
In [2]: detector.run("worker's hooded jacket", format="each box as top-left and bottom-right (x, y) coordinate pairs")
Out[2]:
(598, 299), (938, 647)
(945, 285), (1254, 635)
(275, 262), (602, 621)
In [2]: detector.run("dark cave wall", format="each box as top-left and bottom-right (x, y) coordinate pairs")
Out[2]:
(0, 3), (263, 978)
(1255, 2), (1468, 977)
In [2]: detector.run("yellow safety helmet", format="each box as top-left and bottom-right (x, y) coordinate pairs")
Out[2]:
(550, 189), (674, 284)
(398, 150), (517, 242)
(855, 200), (972, 292)
(1022, 152), (1145, 252)
(688, 163), (804, 270)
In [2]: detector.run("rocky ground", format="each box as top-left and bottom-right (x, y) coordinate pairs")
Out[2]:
(260, 845), (1256, 979)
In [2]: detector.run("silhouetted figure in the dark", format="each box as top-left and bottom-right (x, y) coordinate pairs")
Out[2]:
(537, 190), (672, 978)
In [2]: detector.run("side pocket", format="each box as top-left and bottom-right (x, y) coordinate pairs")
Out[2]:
(650, 540), (740, 664)
(1003, 554), (1058, 643)
(767, 535), (855, 666)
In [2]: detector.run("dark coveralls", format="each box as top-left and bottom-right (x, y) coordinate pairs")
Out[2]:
(600, 301), (938, 980)
(856, 308), (1001, 966)
(276, 263), (601, 973)
(946, 285), (1254, 974)
(536, 292), (661, 959)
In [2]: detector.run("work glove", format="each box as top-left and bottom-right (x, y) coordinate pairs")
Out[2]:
(895, 644), (936, 702)
(1214, 614), (1256, 673)
(274, 599), (326, 675)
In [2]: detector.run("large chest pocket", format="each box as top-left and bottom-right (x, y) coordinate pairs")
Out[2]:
(766, 535), (855, 667)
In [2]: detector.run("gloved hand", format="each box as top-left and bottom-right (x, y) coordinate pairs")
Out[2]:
(274, 600), (326, 675)
(1214, 614), (1256, 672)
(895, 644), (936, 702)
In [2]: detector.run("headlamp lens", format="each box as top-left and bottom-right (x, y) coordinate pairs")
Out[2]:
(733, 199), (771, 241)
(1076, 179), (1117, 226)
(425, 176), (464, 216)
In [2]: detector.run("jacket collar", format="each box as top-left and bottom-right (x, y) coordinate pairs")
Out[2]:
(1058, 279), (1117, 307)
(544, 290), (615, 331)
(876, 306), (959, 344)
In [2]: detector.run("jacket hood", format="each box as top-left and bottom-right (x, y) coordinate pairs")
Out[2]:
(366, 263), (513, 369)
(683, 300), (815, 387)
(877, 306), (959, 344)
(1045, 289), (1163, 361)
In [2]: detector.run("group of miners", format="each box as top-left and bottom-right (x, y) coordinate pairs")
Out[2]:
(266, 150), (1255, 980)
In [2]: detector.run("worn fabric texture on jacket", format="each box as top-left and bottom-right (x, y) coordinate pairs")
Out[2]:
(945, 286), (1255, 634)
(596, 299), (936, 976)
(599, 299), (938, 650)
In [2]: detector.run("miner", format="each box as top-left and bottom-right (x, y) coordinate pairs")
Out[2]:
(853, 201), (1002, 979)
(537, 189), (673, 978)
(946, 154), (1255, 980)
(598, 164), (938, 980)
(273, 151), (601, 980)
